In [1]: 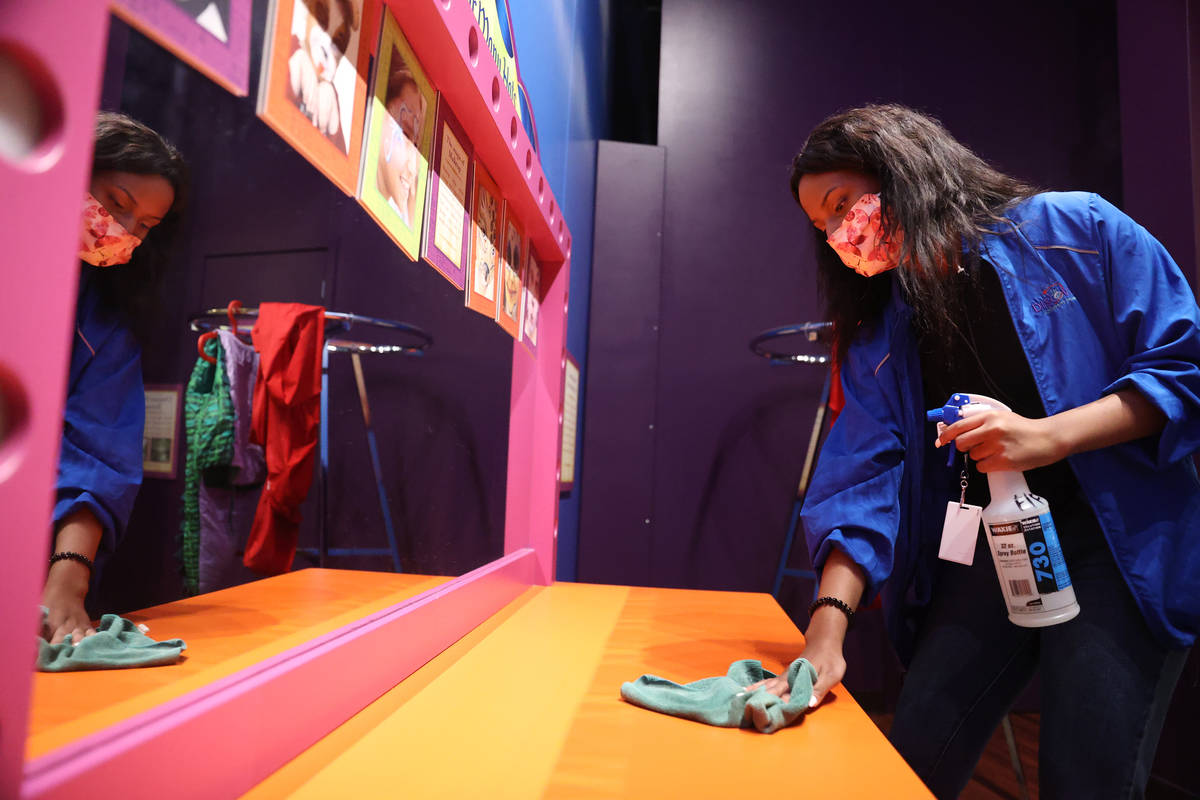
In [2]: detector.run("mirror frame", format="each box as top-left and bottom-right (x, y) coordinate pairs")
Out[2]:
(1, 1), (569, 796)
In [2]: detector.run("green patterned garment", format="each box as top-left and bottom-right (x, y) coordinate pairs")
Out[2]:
(181, 337), (235, 595)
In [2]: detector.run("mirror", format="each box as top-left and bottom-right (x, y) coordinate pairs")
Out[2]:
(91, 14), (512, 608)
(32, 5), (514, 715)
(10, 1), (568, 792)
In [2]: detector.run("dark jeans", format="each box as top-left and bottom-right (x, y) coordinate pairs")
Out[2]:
(887, 520), (1188, 800)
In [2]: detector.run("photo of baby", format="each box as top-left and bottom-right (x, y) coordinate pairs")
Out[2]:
(375, 48), (427, 229)
(472, 187), (498, 301)
(501, 220), (522, 321)
(286, 0), (362, 154)
(522, 256), (540, 346)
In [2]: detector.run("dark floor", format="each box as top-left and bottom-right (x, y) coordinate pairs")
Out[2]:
(868, 713), (1199, 799)
(869, 712), (1039, 800)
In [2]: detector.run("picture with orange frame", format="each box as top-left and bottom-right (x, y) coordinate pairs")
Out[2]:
(520, 249), (541, 357)
(257, 0), (379, 195)
(465, 162), (503, 318)
(495, 209), (524, 339)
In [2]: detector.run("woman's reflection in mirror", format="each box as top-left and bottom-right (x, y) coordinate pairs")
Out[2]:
(44, 112), (188, 646)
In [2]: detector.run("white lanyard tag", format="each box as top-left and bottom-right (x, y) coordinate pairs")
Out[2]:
(939, 501), (982, 565)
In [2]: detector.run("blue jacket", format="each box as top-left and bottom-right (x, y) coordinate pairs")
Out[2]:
(55, 267), (145, 570)
(801, 192), (1200, 661)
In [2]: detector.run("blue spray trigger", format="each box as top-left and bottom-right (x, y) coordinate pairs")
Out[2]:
(926, 393), (972, 467)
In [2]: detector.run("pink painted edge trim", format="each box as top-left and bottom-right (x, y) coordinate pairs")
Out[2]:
(23, 549), (537, 799)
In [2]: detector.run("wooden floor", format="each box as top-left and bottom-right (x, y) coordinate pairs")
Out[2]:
(869, 712), (1040, 800)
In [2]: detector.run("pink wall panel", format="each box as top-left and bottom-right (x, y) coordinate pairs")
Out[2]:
(3, 1), (569, 794)
(0, 2), (112, 796)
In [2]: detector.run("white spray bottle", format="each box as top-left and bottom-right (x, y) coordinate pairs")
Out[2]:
(926, 393), (1080, 627)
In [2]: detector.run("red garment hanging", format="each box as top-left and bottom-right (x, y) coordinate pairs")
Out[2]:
(828, 355), (845, 424)
(243, 303), (325, 575)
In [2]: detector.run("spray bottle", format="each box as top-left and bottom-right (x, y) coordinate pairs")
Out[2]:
(926, 393), (1080, 627)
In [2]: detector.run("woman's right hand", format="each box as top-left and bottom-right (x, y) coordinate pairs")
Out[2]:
(44, 509), (103, 645)
(744, 616), (848, 707)
(42, 559), (95, 645)
(794, 625), (848, 706)
(745, 546), (863, 707)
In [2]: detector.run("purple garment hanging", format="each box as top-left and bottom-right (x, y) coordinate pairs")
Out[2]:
(198, 330), (265, 593)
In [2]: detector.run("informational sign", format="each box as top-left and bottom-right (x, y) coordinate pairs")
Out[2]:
(143, 384), (182, 479)
(420, 93), (474, 289)
(559, 353), (580, 491)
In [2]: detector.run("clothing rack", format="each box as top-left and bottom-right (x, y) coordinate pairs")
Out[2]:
(186, 303), (434, 573)
(748, 321), (833, 366)
(188, 304), (434, 358)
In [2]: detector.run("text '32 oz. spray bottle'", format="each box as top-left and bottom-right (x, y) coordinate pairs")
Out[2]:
(927, 393), (1080, 627)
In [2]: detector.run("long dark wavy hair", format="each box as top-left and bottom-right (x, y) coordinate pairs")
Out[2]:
(88, 112), (189, 338)
(789, 104), (1038, 362)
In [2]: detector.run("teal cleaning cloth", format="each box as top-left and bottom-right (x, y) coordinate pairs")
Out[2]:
(620, 657), (817, 734)
(37, 612), (187, 672)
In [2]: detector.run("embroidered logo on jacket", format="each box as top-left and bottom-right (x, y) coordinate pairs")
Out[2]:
(1030, 282), (1075, 315)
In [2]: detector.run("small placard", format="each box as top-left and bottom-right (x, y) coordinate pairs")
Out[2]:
(939, 501), (982, 565)
(559, 353), (580, 491)
(143, 384), (182, 479)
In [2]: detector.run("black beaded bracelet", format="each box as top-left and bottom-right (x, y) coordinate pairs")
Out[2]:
(49, 551), (94, 573)
(808, 595), (855, 624)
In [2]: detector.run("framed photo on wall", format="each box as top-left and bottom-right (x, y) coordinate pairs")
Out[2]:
(113, 0), (253, 95)
(495, 208), (524, 339)
(465, 162), (503, 318)
(356, 8), (436, 261)
(257, 0), (379, 195)
(143, 384), (182, 479)
(420, 94), (474, 290)
(520, 251), (541, 357)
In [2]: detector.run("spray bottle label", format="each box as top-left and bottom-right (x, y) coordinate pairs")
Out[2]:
(988, 513), (1072, 608)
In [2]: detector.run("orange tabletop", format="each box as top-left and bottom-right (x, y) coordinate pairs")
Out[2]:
(27, 568), (449, 760)
(244, 582), (932, 799)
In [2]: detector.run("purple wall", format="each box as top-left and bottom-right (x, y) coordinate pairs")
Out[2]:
(579, 141), (665, 586)
(1119, 0), (1199, 289)
(1116, 1), (1200, 793)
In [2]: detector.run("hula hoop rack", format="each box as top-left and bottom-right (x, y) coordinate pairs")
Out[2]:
(188, 304), (434, 362)
(748, 322), (834, 366)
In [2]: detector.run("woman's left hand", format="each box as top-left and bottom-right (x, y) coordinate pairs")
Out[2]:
(937, 407), (1068, 473)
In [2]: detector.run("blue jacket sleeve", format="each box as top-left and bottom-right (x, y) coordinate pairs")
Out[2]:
(1092, 194), (1200, 467)
(800, 343), (906, 603)
(54, 326), (145, 557)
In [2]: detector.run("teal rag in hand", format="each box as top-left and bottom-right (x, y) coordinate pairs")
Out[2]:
(37, 612), (187, 672)
(620, 657), (818, 734)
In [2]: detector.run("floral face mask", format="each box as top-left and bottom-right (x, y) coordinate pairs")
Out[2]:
(826, 193), (902, 276)
(79, 192), (142, 267)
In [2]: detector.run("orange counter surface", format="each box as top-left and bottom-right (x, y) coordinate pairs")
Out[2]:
(27, 568), (449, 760)
(245, 582), (932, 799)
